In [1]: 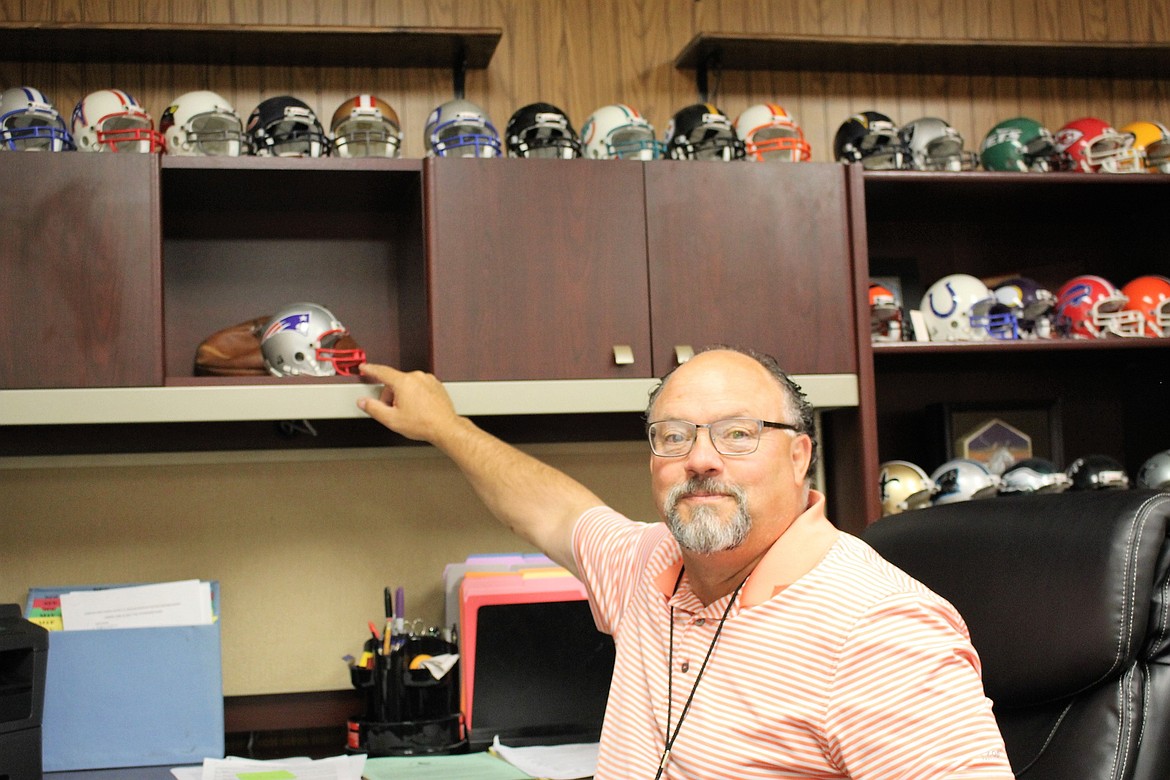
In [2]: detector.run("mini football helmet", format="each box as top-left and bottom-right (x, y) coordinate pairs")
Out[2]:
(900, 117), (978, 171)
(1067, 454), (1130, 490)
(733, 103), (811, 163)
(1137, 449), (1170, 490)
(869, 282), (903, 342)
(1120, 275), (1170, 337)
(833, 111), (909, 170)
(505, 102), (581, 159)
(579, 103), (664, 160)
(931, 458), (1001, 505)
(1053, 117), (1139, 173)
(329, 94), (402, 158)
(259, 303), (365, 377)
(0, 86), (75, 151)
(663, 103), (745, 161)
(424, 99), (501, 158)
(246, 96), (329, 157)
(1121, 120), (1170, 173)
(159, 90), (245, 156)
(999, 457), (1072, 494)
(993, 277), (1057, 339)
(1055, 275), (1141, 338)
(979, 117), (1058, 172)
(71, 89), (165, 153)
(879, 460), (935, 515)
(920, 274), (1018, 341)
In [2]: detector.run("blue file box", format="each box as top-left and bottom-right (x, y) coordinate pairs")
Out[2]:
(33, 585), (224, 771)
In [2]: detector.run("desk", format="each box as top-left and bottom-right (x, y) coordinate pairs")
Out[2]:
(47, 768), (190, 779)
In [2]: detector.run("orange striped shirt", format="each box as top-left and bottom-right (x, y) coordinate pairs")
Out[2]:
(571, 493), (1012, 779)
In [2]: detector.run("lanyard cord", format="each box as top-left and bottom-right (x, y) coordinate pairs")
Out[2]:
(654, 570), (746, 780)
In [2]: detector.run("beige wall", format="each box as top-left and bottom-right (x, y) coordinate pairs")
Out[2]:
(1, 0), (1168, 695)
(0, 443), (657, 695)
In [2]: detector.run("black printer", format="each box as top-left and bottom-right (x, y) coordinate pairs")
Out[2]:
(0, 603), (48, 780)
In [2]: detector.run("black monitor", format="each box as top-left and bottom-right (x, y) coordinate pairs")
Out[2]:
(468, 599), (615, 748)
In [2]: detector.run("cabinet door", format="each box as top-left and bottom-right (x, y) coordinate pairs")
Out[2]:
(426, 158), (652, 380)
(645, 162), (859, 375)
(0, 154), (161, 389)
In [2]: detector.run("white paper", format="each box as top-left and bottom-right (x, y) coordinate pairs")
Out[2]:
(170, 754), (365, 780)
(491, 736), (599, 780)
(419, 652), (460, 680)
(60, 579), (213, 630)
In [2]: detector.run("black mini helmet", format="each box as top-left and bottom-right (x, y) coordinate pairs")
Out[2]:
(245, 96), (329, 157)
(1066, 454), (1130, 491)
(664, 103), (745, 161)
(505, 102), (581, 159)
(833, 111), (910, 169)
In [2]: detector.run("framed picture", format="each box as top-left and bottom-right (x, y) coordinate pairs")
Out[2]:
(929, 400), (1064, 473)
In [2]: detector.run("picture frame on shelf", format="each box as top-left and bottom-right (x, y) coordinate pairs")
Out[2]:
(928, 400), (1064, 473)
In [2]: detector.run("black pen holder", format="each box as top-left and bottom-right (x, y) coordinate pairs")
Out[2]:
(346, 635), (465, 756)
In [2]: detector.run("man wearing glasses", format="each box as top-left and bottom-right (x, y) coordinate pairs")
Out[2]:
(357, 346), (1011, 779)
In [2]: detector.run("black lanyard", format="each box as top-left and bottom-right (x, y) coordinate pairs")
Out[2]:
(655, 569), (747, 780)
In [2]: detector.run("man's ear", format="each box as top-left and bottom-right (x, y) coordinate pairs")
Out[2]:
(789, 433), (814, 483)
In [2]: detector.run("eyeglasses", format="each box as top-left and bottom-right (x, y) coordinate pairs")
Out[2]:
(646, 417), (800, 457)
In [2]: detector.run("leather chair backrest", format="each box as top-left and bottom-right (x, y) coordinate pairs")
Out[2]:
(861, 490), (1170, 779)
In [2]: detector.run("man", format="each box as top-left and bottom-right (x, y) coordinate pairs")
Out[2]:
(357, 346), (1012, 779)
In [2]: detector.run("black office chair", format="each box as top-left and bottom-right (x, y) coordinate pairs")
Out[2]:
(861, 489), (1170, 779)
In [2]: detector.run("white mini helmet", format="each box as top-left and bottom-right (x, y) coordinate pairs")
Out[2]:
(999, 458), (1072, 494)
(71, 89), (165, 153)
(159, 90), (245, 156)
(260, 303), (365, 377)
(424, 99), (501, 158)
(920, 273), (1018, 341)
(0, 86), (75, 151)
(930, 459), (1001, 505)
(580, 103), (664, 160)
(733, 103), (811, 162)
(900, 117), (978, 171)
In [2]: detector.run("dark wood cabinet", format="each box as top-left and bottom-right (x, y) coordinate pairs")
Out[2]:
(425, 157), (654, 380)
(0, 153), (161, 389)
(645, 161), (862, 375)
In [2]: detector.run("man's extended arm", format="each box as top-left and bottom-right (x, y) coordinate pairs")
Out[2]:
(356, 363), (604, 575)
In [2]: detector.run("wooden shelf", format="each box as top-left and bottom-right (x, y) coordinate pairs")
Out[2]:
(0, 22), (501, 69)
(674, 32), (1170, 79)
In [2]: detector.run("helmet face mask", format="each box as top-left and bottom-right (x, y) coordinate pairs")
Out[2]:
(0, 87), (75, 151)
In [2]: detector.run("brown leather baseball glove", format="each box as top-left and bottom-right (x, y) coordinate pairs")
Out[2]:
(193, 315), (271, 376)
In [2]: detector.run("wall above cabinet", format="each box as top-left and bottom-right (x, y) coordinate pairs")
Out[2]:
(675, 32), (1170, 81)
(0, 22), (501, 69)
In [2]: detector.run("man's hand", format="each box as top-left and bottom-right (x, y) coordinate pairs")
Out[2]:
(357, 363), (461, 444)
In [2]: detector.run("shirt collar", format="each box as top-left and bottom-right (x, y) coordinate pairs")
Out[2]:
(652, 490), (837, 608)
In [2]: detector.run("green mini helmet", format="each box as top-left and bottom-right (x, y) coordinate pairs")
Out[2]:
(979, 117), (1058, 172)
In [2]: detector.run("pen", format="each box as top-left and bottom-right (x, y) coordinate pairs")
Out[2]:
(384, 586), (393, 621)
(368, 620), (381, 653)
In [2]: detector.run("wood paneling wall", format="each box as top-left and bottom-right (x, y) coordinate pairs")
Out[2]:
(2, 0), (1167, 161)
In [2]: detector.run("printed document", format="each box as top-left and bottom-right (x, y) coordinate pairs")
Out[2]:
(60, 579), (214, 630)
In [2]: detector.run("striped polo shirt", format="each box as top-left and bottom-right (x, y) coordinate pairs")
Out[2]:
(571, 491), (1013, 779)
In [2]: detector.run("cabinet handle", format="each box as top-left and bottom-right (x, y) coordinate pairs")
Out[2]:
(674, 345), (695, 364)
(612, 345), (635, 365)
